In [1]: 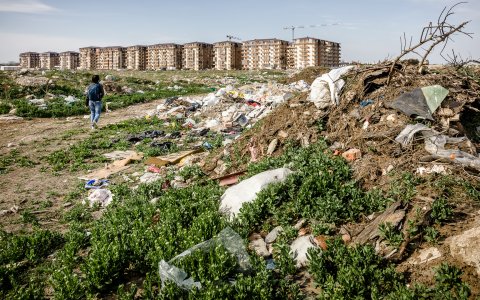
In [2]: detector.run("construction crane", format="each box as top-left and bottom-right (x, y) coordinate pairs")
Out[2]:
(226, 35), (241, 41)
(283, 23), (339, 41)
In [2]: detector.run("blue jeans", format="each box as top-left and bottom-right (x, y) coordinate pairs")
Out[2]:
(89, 101), (102, 124)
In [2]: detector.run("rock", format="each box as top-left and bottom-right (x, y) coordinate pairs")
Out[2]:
(341, 233), (351, 244)
(249, 235), (270, 257)
(294, 219), (306, 230)
(267, 139), (278, 155)
(290, 235), (318, 268)
(342, 148), (362, 161)
(409, 247), (442, 265)
(382, 165), (394, 175)
(386, 114), (397, 122)
(278, 130), (288, 138)
(265, 226), (283, 244)
(448, 223), (480, 276)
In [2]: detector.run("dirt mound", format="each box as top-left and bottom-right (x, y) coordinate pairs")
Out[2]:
(283, 66), (331, 85)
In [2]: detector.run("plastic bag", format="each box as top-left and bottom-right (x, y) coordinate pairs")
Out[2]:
(158, 227), (251, 290)
(219, 168), (293, 219)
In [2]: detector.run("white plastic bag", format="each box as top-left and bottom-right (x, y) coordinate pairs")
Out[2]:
(308, 66), (354, 109)
(219, 168), (293, 219)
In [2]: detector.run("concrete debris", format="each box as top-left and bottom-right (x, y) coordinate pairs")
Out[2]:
(290, 235), (318, 268)
(415, 164), (447, 175)
(0, 205), (19, 216)
(265, 226), (284, 244)
(448, 220), (480, 276)
(409, 247), (442, 265)
(267, 139), (278, 155)
(249, 234), (270, 257)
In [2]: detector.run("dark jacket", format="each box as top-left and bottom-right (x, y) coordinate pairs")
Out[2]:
(86, 83), (105, 102)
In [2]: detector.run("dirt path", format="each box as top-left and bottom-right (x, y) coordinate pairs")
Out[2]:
(0, 97), (177, 233)
(0, 98), (169, 153)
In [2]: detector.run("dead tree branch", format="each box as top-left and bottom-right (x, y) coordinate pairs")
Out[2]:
(386, 2), (472, 85)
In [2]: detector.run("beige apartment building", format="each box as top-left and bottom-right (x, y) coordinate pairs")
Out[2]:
(126, 45), (147, 70)
(213, 41), (242, 70)
(147, 44), (183, 70)
(183, 42), (213, 70)
(288, 37), (341, 69)
(320, 40), (341, 67)
(97, 47), (126, 70)
(242, 39), (289, 70)
(19, 52), (40, 69)
(39, 52), (60, 70)
(79, 47), (98, 70)
(59, 51), (80, 70)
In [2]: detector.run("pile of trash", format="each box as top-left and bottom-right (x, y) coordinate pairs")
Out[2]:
(26, 94), (81, 108)
(148, 81), (309, 137)
(15, 76), (50, 87)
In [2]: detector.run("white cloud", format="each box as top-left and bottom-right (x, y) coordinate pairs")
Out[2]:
(0, 0), (57, 14)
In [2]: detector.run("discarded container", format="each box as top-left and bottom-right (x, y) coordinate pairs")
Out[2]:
(395, 124), (480, 171)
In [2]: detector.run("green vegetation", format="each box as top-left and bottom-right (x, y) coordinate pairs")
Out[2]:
(0, 149), (36, 174)
(0, 139), (475, 298)
(308, 240), (471, 299)
(236, 140), (389, 235)
(379, 222), (404, 248)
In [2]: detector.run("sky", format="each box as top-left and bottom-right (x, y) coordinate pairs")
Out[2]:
(0, 0), (479, 64)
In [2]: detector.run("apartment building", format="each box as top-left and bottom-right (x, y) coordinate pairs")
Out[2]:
(288, 37), (341, 69)
(79, 47), (98, 70)
(126, 45), (147, 70)
(242, 39), (289, 70)
(183, 42), (213, 70)
(147, 44), (183, 70)
(320, 40), (341, 67)
(19, 52), (40, 69)
(213, 41), (242, 70)
(59, 51), (80, 70)
(97, 46), (126, 70)
(39, 52), (60, 70)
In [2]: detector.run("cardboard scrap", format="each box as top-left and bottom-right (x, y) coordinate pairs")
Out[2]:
(213, 170), (246, 187)
(79, 152), (143, 180)
(145, 149), (203, 167)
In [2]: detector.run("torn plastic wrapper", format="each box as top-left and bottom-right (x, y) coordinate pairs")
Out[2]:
(389, 85), (448, 120)
(158, 227), (251, 291)
(395, 124), (480, 171)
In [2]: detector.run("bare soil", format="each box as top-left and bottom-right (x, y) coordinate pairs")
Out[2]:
(0, 97), (170, 233)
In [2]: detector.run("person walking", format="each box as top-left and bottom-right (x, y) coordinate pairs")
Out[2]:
(85, 75), (105, 130)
